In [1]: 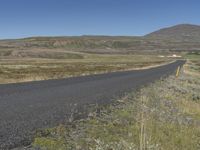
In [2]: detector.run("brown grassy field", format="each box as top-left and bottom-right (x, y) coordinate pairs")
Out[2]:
(0, 53), (172, 84)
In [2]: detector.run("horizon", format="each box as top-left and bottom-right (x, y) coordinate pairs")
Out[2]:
(1, 23), (199, 40)
(1, 0), (200, 39)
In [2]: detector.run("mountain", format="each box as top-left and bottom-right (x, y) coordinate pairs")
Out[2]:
(1, 24), (200, 58)
(145, 24), (200, 41)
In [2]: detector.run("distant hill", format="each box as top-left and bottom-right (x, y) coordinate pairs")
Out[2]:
(145, 24), (200, 41)
(1, 24), (200, 58)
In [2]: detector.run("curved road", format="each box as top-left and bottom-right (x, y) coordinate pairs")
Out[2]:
(0, 60), (185, 149)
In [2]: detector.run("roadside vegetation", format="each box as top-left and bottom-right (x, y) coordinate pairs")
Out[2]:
(31, 55), (200, 150)
(0, 53), (171, 84)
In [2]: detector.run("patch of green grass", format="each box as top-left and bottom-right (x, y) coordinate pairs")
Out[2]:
(33, 138), (67, 150)
(146, 121), (200, 150)
(184, 52), (200, 61)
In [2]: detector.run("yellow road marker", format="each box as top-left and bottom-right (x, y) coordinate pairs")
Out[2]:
(176, 66), (180, 77)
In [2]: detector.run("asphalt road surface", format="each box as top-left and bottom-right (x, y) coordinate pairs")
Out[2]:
(0, 60), (185, 149)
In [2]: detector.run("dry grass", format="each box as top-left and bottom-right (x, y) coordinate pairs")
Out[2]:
(0, 54), (171, 84)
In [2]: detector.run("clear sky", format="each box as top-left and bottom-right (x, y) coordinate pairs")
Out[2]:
(0, 0), (200, 39)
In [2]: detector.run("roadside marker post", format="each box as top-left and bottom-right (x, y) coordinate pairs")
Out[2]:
(176, 66), (180, 77)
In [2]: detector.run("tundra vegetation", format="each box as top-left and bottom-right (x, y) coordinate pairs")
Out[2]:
(1, 24), (200, 85)
(0, 53), (172, 84)
(2, 25), (200, 84)
(2, 24), (200, 149)
(31, 54), (200, 150)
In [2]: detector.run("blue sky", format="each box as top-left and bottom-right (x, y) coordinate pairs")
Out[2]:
(0, 0), (200, 39)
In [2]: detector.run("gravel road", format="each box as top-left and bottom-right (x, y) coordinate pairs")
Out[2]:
(0, 60), (185, 149)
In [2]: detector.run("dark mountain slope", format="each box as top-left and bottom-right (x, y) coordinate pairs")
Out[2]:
(1, 24), (200, 55)
(146, 24), (200, 41)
